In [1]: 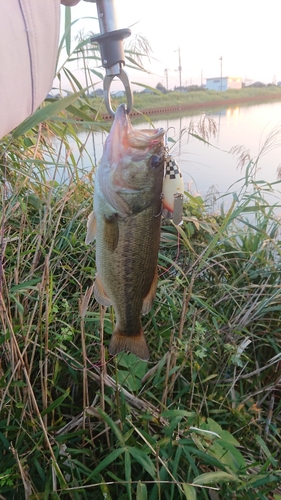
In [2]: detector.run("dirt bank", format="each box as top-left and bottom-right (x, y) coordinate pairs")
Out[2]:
(101, 92), (281, 120)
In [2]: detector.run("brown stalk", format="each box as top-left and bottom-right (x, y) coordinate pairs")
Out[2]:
(39, 257), (50, 431)
(99, 304), (110, 448)
(79, 290), (90, 436)
(0, 293), (67, 489)
(10, 444), (34, 500)
(164, 277), (194, 402)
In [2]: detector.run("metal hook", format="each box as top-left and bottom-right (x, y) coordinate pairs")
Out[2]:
(103, 68), (133, 117)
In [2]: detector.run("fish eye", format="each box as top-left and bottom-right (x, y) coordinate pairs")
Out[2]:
(150, 154), (162, 168)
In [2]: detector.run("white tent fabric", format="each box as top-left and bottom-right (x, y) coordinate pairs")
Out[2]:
(0, 0), (60, 138)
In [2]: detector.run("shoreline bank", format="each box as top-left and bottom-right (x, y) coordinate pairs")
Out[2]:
(101, 92), (281, 120)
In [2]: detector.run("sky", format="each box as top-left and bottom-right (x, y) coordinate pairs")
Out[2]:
(59, 0), (281, 92)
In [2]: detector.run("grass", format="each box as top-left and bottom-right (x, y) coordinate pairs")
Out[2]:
(89, 86), (281, 116)
(1, 10), (281, 500)
(1, 104), (281, 500)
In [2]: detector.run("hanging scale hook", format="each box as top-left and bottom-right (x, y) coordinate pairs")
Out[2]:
(84, 0), (133, 117)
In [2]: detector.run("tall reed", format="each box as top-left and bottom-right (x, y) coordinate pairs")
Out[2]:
(0, 8), (281, 500)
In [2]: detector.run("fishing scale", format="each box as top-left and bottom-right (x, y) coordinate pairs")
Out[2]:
(84, 0), (133, 117)
(162, 145), (185, 225)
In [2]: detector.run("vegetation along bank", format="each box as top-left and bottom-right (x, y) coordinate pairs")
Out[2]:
(93, 86), (281, 119)
(1, 56), (281, 497)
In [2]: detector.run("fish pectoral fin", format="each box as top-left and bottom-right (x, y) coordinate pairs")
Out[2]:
(104, 214), (119, 253)
(94, 276), (112, 307)
(85, 211), (96, 244)
(109, 328), (149, 361)
(142, 269), (158, 315)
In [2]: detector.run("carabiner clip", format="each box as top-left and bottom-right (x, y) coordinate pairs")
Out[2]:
(103, 68), (133, 117)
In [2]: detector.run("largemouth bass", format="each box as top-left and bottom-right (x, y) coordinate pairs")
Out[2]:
(86, 104), (165, 360)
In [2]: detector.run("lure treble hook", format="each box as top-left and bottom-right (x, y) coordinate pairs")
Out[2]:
(85, 0), (133, 117)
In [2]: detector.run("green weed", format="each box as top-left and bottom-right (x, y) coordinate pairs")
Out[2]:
(0, 8), (281, 500)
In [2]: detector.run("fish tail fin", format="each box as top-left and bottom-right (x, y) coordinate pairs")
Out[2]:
(109, 328), (149, 361)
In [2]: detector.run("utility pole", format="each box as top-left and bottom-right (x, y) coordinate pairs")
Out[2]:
(178, 47), (182, 91)
(219, 55), (223, 91)
(164, 68), (169, 91)
(175, 47), (182, 91)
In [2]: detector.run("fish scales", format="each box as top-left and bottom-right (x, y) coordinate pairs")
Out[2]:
(86, 104), (165, 360)
(97, 202), (161, 330)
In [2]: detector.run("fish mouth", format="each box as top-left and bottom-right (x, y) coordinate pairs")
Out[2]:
(98, 104), (165, 216)
(105, 104), (164, 164)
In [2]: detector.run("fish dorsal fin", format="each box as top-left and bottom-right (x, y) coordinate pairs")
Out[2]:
(94, 275), (112, 307)
(104, 214), (119, 253)
(85, 211), (96, 244)
(142, 269), (158, 315)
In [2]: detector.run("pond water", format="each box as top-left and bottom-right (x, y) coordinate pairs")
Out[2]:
(156, 102), (281, 199)
(63, 100), (281, 209)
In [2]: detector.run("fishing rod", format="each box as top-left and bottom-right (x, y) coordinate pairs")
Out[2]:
(84, 0), (133, 117)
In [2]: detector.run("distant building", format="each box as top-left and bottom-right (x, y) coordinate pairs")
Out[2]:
(205, 77), (242, 91)
(111, 90), (125, 98)
(88, 89), (103, 97)
(141, 88), (155, 94)
(247, 81), (266, 88)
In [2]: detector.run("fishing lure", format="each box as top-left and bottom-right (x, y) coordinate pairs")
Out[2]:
(162, 145), (184, 225)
